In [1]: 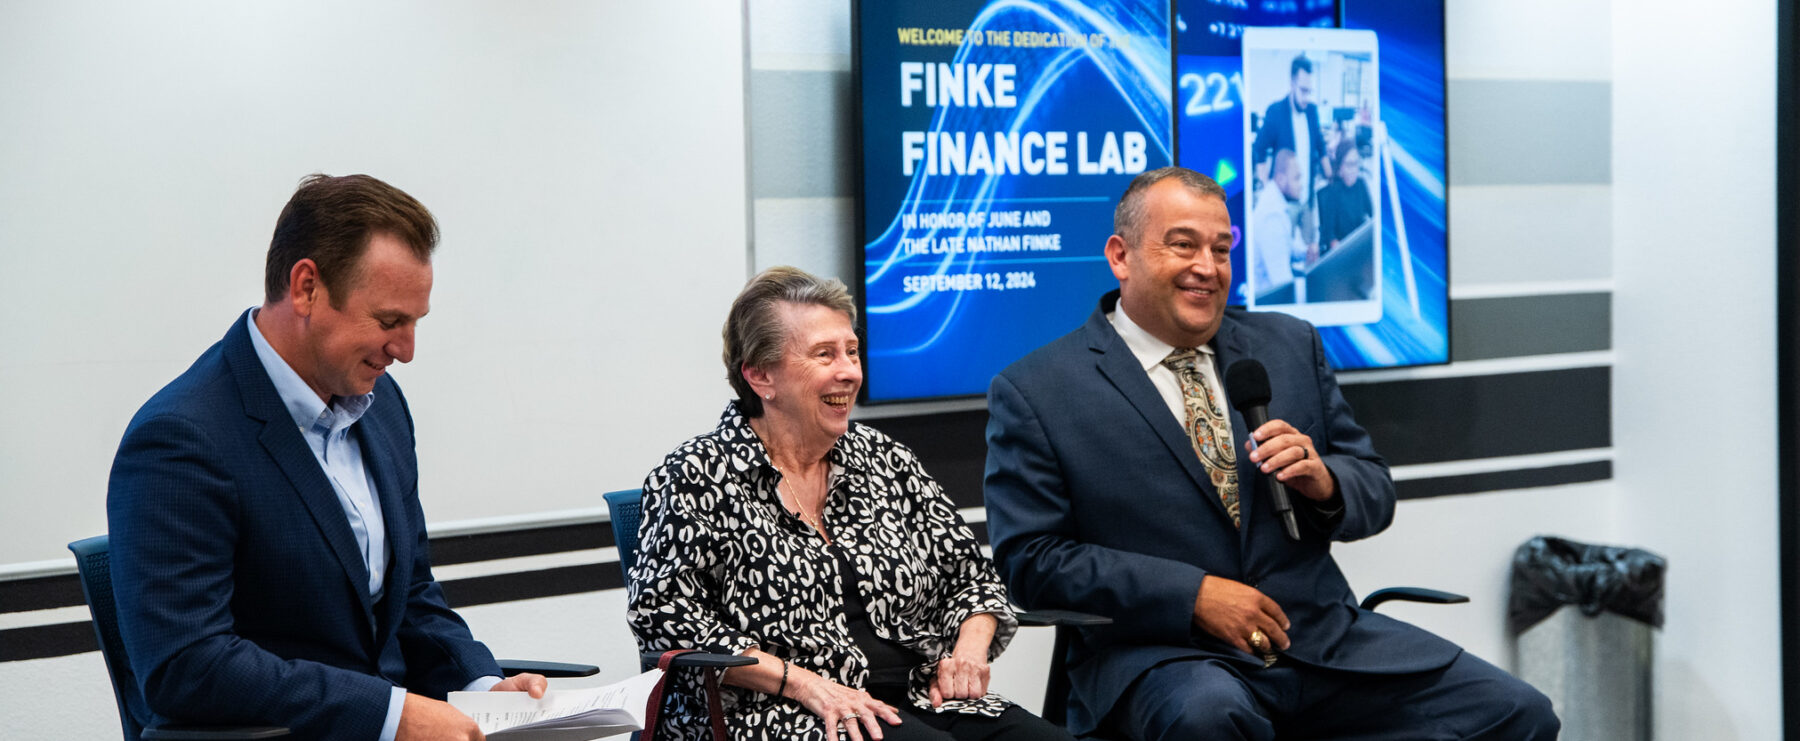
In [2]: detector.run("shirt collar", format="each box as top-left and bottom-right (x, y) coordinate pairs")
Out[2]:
(1108, 303), (1215, 373)
(245, 308), (374, 433)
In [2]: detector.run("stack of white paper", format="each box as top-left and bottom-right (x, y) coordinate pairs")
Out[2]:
(448, 668), (665, 741)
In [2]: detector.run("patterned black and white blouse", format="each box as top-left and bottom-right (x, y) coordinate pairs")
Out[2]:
(626, 402), (1020, 740)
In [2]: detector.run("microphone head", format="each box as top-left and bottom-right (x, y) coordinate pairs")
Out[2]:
(1225, 358), (1272, 411)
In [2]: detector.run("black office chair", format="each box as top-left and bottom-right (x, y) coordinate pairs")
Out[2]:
(602, 489), (763, 739)
(70, 535), (599, 741)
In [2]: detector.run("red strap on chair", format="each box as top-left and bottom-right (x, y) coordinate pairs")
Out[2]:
(642, 649), (728, 741)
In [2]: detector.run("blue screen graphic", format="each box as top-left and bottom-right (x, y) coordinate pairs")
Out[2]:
(1175, 0), (1449, 370)
(858, 0), (1173, 402)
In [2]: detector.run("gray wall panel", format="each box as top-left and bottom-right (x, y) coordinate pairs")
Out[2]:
(1450, 79), (1611, 185)
(1452, 292), (1612, 361)
(750, 69), (853, 199)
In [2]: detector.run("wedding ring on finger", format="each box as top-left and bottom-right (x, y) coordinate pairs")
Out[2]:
(844, 713), (860, 721)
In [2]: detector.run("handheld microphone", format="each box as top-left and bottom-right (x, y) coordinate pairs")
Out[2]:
(1224, 359), (1302, 542)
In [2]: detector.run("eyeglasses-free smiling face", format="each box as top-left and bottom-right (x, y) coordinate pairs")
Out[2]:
(1106, 178), (1234, 349)
(296, 232), (432, 401)
(759, 302), (863, 441)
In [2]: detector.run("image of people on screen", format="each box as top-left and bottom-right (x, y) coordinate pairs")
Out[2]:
(1317, 139), (1374, 257)
(1250, 148), (1310, 294)
(1250, 54), (1324, 195)
(1245, 45), (1378, 309)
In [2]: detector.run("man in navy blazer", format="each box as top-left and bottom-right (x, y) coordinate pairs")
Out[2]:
(984, 168), (1557, 739)
(1250, 54), (1326, 196)
(108, 174), (545, 740)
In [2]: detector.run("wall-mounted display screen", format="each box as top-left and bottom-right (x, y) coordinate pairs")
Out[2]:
(1336, 0), (1451, 369)
(1176, 0), (1448, 370)
(856, 0), (1173, 402)
(856, 0), (1449, 403)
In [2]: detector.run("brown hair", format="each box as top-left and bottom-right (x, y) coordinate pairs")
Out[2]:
(264, 173), (438, 307)
(722, 266), (857, 417)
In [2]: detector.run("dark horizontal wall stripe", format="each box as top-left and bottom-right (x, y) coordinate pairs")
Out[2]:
(2, 524), (617, 616)
(1395, 460), (1613, 500)
(0, 621), (94, 662)
(869, 410), (991, 511)
(1340, 366), (1611, 467)
(440, 564), (620, 610)
(0, 564), (630, 662)
(1449, 79), (1611, 186)
(0, 572), (87, 613)
(1450, 293), (1612, 362)
(751, 69), (854, 199)
(431, 523), (612, 567)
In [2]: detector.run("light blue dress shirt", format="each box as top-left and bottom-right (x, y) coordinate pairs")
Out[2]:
(246, 310), (496, 741)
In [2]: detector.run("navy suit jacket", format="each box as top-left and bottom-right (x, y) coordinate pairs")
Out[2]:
(107, 312), (500, 738)
(1251, 94), (1326, 185)
(984, 293), (1460, 735)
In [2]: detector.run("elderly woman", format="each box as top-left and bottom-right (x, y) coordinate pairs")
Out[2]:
(627, 267), (1071, 741)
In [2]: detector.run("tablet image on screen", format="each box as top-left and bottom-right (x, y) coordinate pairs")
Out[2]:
(1240, 26), (1380, 327)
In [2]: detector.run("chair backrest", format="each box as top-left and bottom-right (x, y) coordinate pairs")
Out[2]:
(69, 534), (151, 741)
(603, 489), (644, 580)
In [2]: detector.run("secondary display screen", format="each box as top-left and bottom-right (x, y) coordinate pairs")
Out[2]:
(856, 0), (1450, 402)
(1175, 0), (1449, 369)
(856, 0), (1173, 402)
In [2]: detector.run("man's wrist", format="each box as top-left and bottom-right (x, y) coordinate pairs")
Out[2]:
(380, 686), (406, 741)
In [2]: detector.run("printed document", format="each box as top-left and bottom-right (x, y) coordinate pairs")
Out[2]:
(448, 667), (663, 740)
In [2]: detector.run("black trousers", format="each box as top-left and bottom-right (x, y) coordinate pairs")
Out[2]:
(866, 685), (1075, 741)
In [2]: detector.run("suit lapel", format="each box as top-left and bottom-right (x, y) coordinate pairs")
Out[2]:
(1084, 296), (1234, 525)
(225, 316), (378, 618)
(1211, 318), (1258, 545)
(359, 410), (411, 644)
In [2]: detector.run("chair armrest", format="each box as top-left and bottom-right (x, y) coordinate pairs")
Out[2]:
(639, 651), (759, 670)
(143, 725), (291, 739)
(1016, 609), (1114, 628)
(497, 659), (601, 678)
(1359, 587), (1470, 611)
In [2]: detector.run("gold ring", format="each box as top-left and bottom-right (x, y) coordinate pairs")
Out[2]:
(1249, 630), (1266, 651)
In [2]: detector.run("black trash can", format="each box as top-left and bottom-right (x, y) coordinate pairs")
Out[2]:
(1509, 535), (1666, 741)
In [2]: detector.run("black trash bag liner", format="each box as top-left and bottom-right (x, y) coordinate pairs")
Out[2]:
(1508, 535), (1666, 635)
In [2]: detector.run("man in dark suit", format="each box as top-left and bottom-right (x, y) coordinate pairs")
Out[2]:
(1251, 54), (1326, 195)
(983, 167), (1557, 740)
(108, 174), (545, 740)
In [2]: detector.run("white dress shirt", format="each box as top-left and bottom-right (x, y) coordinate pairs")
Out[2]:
(1108, 303), (1228, 433)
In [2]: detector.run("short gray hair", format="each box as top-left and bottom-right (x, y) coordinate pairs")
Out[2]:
(723, 266), (858, 417)
(1112, 166), (1227, 245)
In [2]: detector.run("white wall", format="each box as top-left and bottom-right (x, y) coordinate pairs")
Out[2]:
(0, 0), (751, 567)
(1612, 3), (1781, 739)
(1, 4), (748, 735)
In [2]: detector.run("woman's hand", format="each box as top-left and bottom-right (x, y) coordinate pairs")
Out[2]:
(790, 670), (903, 741)
(928, 652), (990, 707)
(931, 612), (998, 707)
